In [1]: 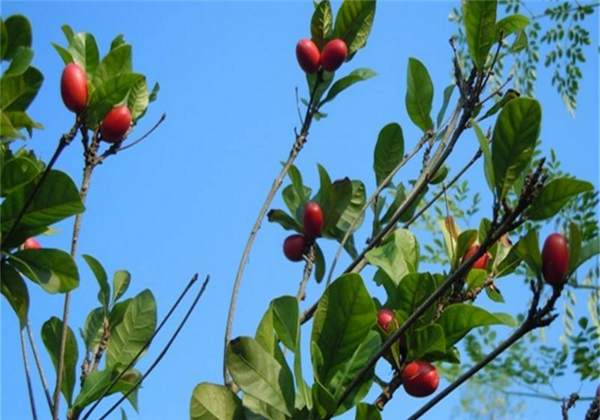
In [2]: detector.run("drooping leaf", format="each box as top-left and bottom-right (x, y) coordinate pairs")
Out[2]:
(406, 58), (434, 133)
(373, 123), (404, 186)
(82, 254), (110, 312)
(320, 68), (376, 106)
(42, 316), (78, 405)
(10, 249), (79, 293)
(526, 178), (593, 221)
(267, 209), (302, 232)
(1, 263), (29, 324)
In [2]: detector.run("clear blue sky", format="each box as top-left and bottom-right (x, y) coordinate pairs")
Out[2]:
(2, 2), (598, 420)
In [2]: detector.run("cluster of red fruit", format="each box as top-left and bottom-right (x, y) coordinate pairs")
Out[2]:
(296, 38), (348, 74)
(61, 63), (132, 143)
(283, 202), (323, 262)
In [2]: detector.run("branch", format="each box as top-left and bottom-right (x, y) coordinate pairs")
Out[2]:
(585, 397), (600, 420)
(20, 327), (38, 420)
(562, 392), (580, 420)
(297, 244), (315, 301)
(26, 323), (53, 413)
(374, 370), (403, 411)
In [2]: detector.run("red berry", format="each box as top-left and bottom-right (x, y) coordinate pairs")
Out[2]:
(377, 309), (396, 333)
(402, 361), (439, 398)
(320, 39), (348, 72)
(100, 106), (132, 143)
(283, 234), (307, 262)
(22, 237), (41, 250)
(296, 39), (320, 74)
(61, 63), (88, 113)
(303, 202), (324, 239)
(463, 245), (490, 270)
(542, 233), (569, 288)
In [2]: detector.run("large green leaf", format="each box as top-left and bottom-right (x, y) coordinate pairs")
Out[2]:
(513, 229), (542, 274)
(1, 262), (29, 324)
(92, 44), (132, 89)
(365, 229), (419, 285)
(4, 110), (43, 137)
(1, 156), (40, 196)
(491, 98), (541, 199)
(0, 66), (44, 112)
(1, 170), (85, 236)
(127, 78), (150, 122)
(526, 178), (593, 221)
(408, 324), (446, 361)
(406, 58), (434, 133)
(72, 367), (139, 412)
(4, 46), (34, 76)
(4, 15), (32, 60)
(464, 0), (498, 71)
(106, 289), (157, 370)
(436, 304), (515, 348)
(332, 0), (376, 57)
(69, 32), (100, 79)
(320, 68), (376, 106)
(190, 383), (245, 420)
(85, 73), (144, 127)
(395, 272), (438, 328)
(373, 123), (404, 186)
(321, 178), (353, 236)
(311, 273), (376, 386)
(112, 270), (131, 304)
(82, 254), (110, 312)
(227, 336), (295, 416)
(42, 316), (78, 406)
(10, 249), (79, 293)
(311, 0), (333, 51)
(243, 394), (285, 420)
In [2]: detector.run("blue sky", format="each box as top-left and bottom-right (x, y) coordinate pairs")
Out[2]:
(2, 2), (598, 420)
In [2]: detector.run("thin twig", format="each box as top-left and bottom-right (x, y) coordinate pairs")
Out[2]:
(94, 275), (211, 420)
(100, 112), (166, 157)
(20, 327), (39, 420)
(374, 370), (403, 410)
(297, 245), (315, 301)
(26, 323), (54, 413)
(80, 274), (200, 420)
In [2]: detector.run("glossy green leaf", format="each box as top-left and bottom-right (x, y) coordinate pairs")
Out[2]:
(4, 15), (32, 60)
(492, 98), (541, 199)
(494, 246), (522, 278)
(464, 0), (498, 71)
(366, 229), (419, 285)
(83, 254), (110, 312)
(1, 19), (7, 60)
(4, 46), (34, 76)
(436, 84), (455, 128)
(127, 77), (150, 122)
(69, 32), (100, 78)
(332, 0), (376, 57)
(320, 68), (376, 106)
(311, 0), (333, 50)
(336, 180), (366, 234)
(10, 249), (79, 293)
(514, 229), (542, 274)
(81, 307), (104, 352)
(42, 316), (78, 405)
(106, 289), (157, 370)
(406, 58), (434, 133)
(478, 89), (520, 122)
(1, 156), (40, 196)
(526, 178), (593, 221)
(395, 272), (437, 328)
(355, 403), (382, 420)
(267, 209), (302, 232)
(190, 383), (245, 420)
(112, 270), (131, 304)
(92, 44), (132, 89)
(408, 324), (446, 361)
(227, 336), (295, 416)
(109, 298), (133, 329)
(373, 123), (404, 186)
(1, 263), (29, 324)
(472, 121), (494, 191)
(85, 73), (144, 127)
(494, 14), (530, 42)
(0, 66), (44, 112)
(4, 110), (43, 137)
(52, 42), (73, 65)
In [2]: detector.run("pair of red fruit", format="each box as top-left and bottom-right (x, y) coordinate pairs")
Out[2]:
(61, 63), (132, 143)
(283, 202), (323, 262)
(296, 38), (348, 74)
(464, 233), (569, 288)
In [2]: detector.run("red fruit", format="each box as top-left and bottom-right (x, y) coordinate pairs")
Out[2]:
(402, 361), (440, 398)
(463, 245), (490, 270)
(100, 106), (132, 143)
(303, 202), (324, 239)
(542, 233), (569, 288)
(22, 237), (41, 250)
(61, 63), (88, 113)
(320, 39), (348, 72)
(296, 39), (320, 74)
(283, 234), (307, 262)
(377, 309), (396, 333)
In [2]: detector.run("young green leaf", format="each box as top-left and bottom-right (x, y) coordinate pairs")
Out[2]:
(332, 0), (376, 57)
(406, 58), (434, 133)
(373, 123), (404, 186)
(1, 263), (29, 324)
(464, 0), (498, 71)
(190, 383), (245, 420)
(311, 0), (333, 51)
(69, 32), (100, 79)
(494, 14), (530, 42)
(9, 249), (79, 294)
(83, 254), (110, 312)
(526, 178), (593, 221)
(112, 270), (131, 304)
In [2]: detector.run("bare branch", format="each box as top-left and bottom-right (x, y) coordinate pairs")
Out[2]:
(562, 392), (580, 420)
(297, 245), (316, 301)
(26, 323), (53, 413)
(20, 328), (38, 420)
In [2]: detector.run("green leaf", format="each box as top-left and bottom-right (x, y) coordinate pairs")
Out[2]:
(335, 180), (366, 234)
(477, 89), (520, 122)
(109, 298), (132, 329)
(514, 229), (542, 274)
(42, 316), (78, 405)
(10, 249), (79, 293)
(127, 78), (150, 122)
(373, 123), (404, 186)
(314, 243), (326, 284)
(406, 58), (434, 133)
(0, 66), (44, 112)
(52, 43), (73, 65)
(332, 0), (376, 57)
(321, 178), (353, 236)
(495, 14), (530, 42)
(85, 73), (144, 127)
(408, 324), (446, 361)
(4, 111), (43, 137)
(1, 263), (29, 324)
(81, 307), (104, 352)
(267, 209), (302, 232)
(510, 30), (528, 53)
(320, 68), (376, 106)
(271, 296), (299, 352)
(464, 0), (498, 71)
(4, 46), (34, 76)
(436, 85), (455, 128)
(73, 369), (112, 411)
(61, 25), (74, 44)
(307, 70), (334, 105)
(311, 0), (333, 50)
(570, 239), (600, 276)
(1, 170), (85, 237)
(91, 44), (132, 89)
(106, 289), (157, 370)
(227, 336), (295, 416)
(149, 82), (160, 102)
(243, 394), (285, 420)
(190, 383), (245, 420)
(311, 273), (376, 386)
(1, 19), (7, 60)
(110, 34), (126, 51)
(486, 285), (505, 303)
(0, 110), (24, 140)
(526, 178), (593, 221)
(472, 121), (494, 191)
(492, 98), (541, 199)
(1, 156), (40, 196)
(395, 272), (437, 328)
(112, 270), (131, 304)
(436, 304), (515, 348)
(494, 246), (522, 278)
(366, 229), (419, 285)
(355, 403), (382, 420)
(465, 269), (487, 291)
(4, 15), (32, 60)
(69, 32), (100, 79)
(82, 254), (110, 312)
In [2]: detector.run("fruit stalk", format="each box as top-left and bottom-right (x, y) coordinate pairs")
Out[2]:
(296, 244), (316, 301)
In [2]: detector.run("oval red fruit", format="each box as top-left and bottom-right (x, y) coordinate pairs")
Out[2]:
(296, 39), (320, 74)
(402, 361), (439, 398)
(303, 202), (324, 238)
(23, 237), (41, 250)
(283, 234), (307, 262)
(377, 309), (396, 333)
(320, 39), (348, 72)
(100, 106), (132, 143)
(463, 245), (490, 270)
(542, 233), (569, 288)
(61, 63), (88, 113)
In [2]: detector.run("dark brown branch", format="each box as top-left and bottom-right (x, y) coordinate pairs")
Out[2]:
(562, 392), (580, 420)
(374, 370), (403, 411)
